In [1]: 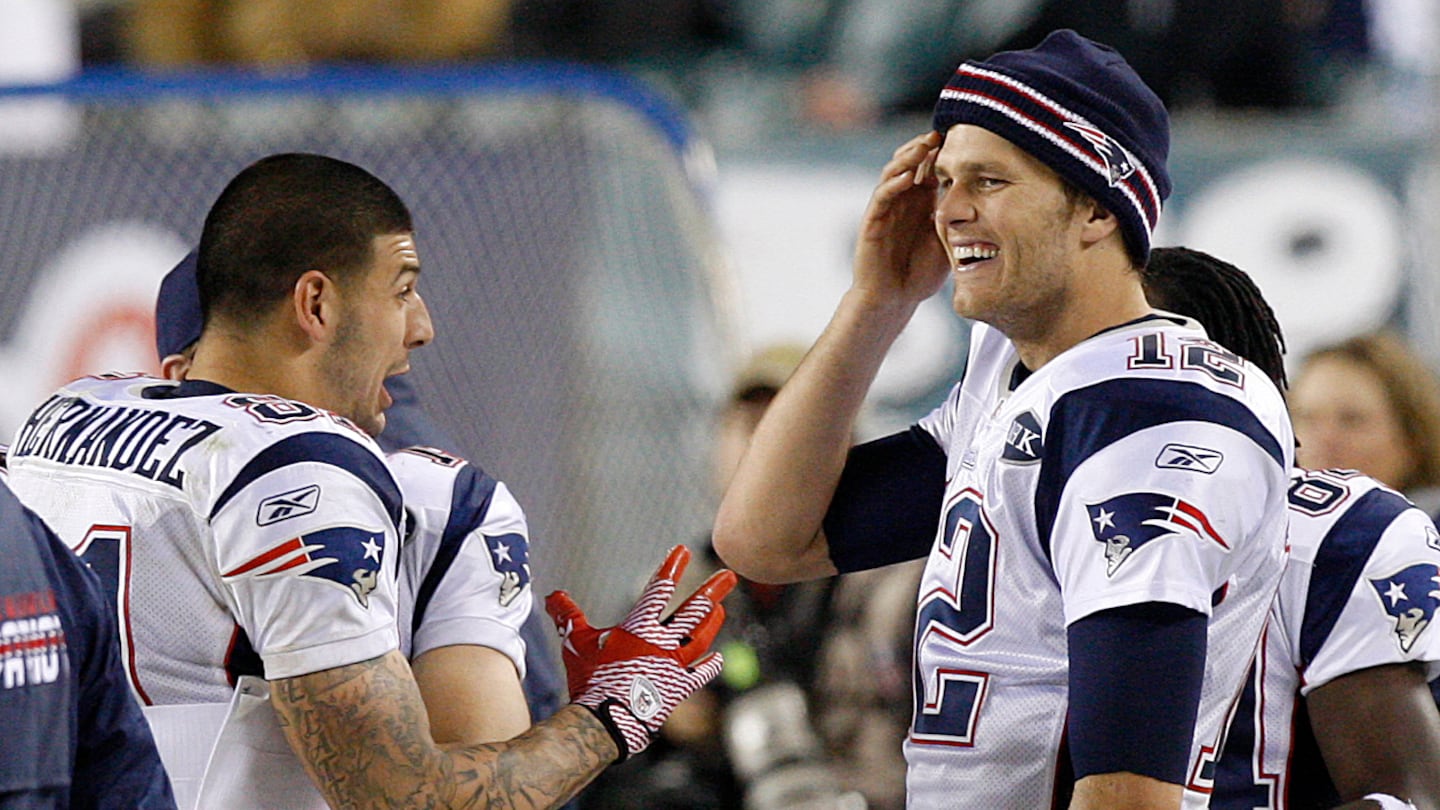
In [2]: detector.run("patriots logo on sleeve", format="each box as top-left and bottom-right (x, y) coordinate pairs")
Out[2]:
(1368, 563), (1440, 653)
(1087, 493), (1228, 577)
(484, 532), (531, 607)
(222, 527), (387, 608)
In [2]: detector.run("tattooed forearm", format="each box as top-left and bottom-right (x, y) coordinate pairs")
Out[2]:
(271, 650), (616, 810)
(446, 705), (615, 809)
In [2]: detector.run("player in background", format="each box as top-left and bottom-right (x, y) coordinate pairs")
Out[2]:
(712, 30), (1293, 809)
(0, 474), (174, 809)
(7, 152), (733, 809)
(1140, 246), (1440, 810)
(155, 251), (537, 748)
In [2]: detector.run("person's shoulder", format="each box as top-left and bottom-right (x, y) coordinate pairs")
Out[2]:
(1051, 317), (1288, 420)
(387, 445), (499, 512)
(387, 445), (478, 475)
(186, 392), (392, 490)
(1287, 468), (1428, 572)
(387, 445), (486, 488)
(1288, 469), (1408, 535)
(36, 373), (380, 447)
(45, 371), (169, 402)
(1286, 468), (1440, 678)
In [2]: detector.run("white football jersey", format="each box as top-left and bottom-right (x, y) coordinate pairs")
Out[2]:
(1212, 468), (1440, 810)
(906, 316), (1292, 809)
(4, 375), (401, 705)
(388, 446), (531, 678)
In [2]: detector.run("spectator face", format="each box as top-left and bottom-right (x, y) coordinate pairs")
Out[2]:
(1291, 354), (1418, 490)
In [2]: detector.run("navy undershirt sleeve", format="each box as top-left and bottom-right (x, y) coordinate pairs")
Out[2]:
(1067, 602), (1208, 784)
(824, 426), (947, 573)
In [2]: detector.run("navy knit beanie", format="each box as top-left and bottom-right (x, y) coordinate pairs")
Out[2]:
(932, 30), (1171, 265)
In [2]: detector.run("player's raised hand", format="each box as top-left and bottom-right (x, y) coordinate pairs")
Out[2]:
(546, 545), (736, 761)
(853, 131), (950, 305)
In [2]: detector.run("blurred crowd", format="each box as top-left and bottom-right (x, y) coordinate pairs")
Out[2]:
(59, 0), (1436, 131)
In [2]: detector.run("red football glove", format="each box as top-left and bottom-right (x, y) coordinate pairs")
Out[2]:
(546, 545), (736, 761)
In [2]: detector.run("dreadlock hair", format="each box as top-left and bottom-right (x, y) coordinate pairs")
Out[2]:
(1141, 246), (1287, 391)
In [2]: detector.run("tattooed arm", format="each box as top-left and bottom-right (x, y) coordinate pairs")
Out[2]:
(271, 648), (613, 810)
(272, 546), (733, 809)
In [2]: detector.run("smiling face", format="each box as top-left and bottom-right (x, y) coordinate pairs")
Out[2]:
(931, 124), (1092, 343)
(319, 233), (433, 436)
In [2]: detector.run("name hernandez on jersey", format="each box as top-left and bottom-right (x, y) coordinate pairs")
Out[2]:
(388, 446), (531, 677)
(5, 375), (402, 705)
(1213, 469), (1440, 810)
(906, 316), (1292, 810)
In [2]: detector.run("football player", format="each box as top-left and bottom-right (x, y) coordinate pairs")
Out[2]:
(7, 153), (732, 808)
(155, 251), (540, 749)
(713, 31), (1292, 809)
(1142, 246), (1440, 810)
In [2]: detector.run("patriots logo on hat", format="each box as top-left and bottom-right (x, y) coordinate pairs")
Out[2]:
(484, 532), (531, 607)
(1087, 493), (1228, 577)
(222, 527), (387, 608)
(1063, 121), (1135, 187)
(1369, 563), (1440, 653)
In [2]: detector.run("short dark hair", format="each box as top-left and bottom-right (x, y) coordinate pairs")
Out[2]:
(1141, 246), (1287, 391)
(196, 153), (413, 328)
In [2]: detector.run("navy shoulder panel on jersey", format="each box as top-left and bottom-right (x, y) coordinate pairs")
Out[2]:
(825, 426), (947, 574)
(411, 463), (499, 636)
(212, 432), (403, 531)
(1298, 486), (1413, 666)
(1036, 377), (1285, 561)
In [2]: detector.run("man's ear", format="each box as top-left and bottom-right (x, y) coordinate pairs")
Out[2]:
(1079, 200), (1121, 246)
(292, 270), (338, 341)
(159, 353), (192, 381)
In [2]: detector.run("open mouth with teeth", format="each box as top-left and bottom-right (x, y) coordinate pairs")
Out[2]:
(952, 244), (999, 268)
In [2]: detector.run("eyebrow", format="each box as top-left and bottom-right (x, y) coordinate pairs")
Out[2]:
(935, 159), (1007, 178)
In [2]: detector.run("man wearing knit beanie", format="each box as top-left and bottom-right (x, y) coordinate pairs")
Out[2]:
(714, 30), (1294, 810)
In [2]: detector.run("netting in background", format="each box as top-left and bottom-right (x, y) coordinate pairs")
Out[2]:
(0, 66), (737, 624)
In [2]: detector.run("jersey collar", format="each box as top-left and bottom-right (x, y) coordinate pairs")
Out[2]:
(142, 378), (235, 399)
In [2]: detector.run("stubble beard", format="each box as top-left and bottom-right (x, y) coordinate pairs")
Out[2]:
(958, 199), (1080, 346)
(324, 316), (384, 437)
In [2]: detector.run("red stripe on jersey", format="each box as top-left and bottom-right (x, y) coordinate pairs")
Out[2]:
(1176, 500), (1228, 548)
(223, 537), (303, 576)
